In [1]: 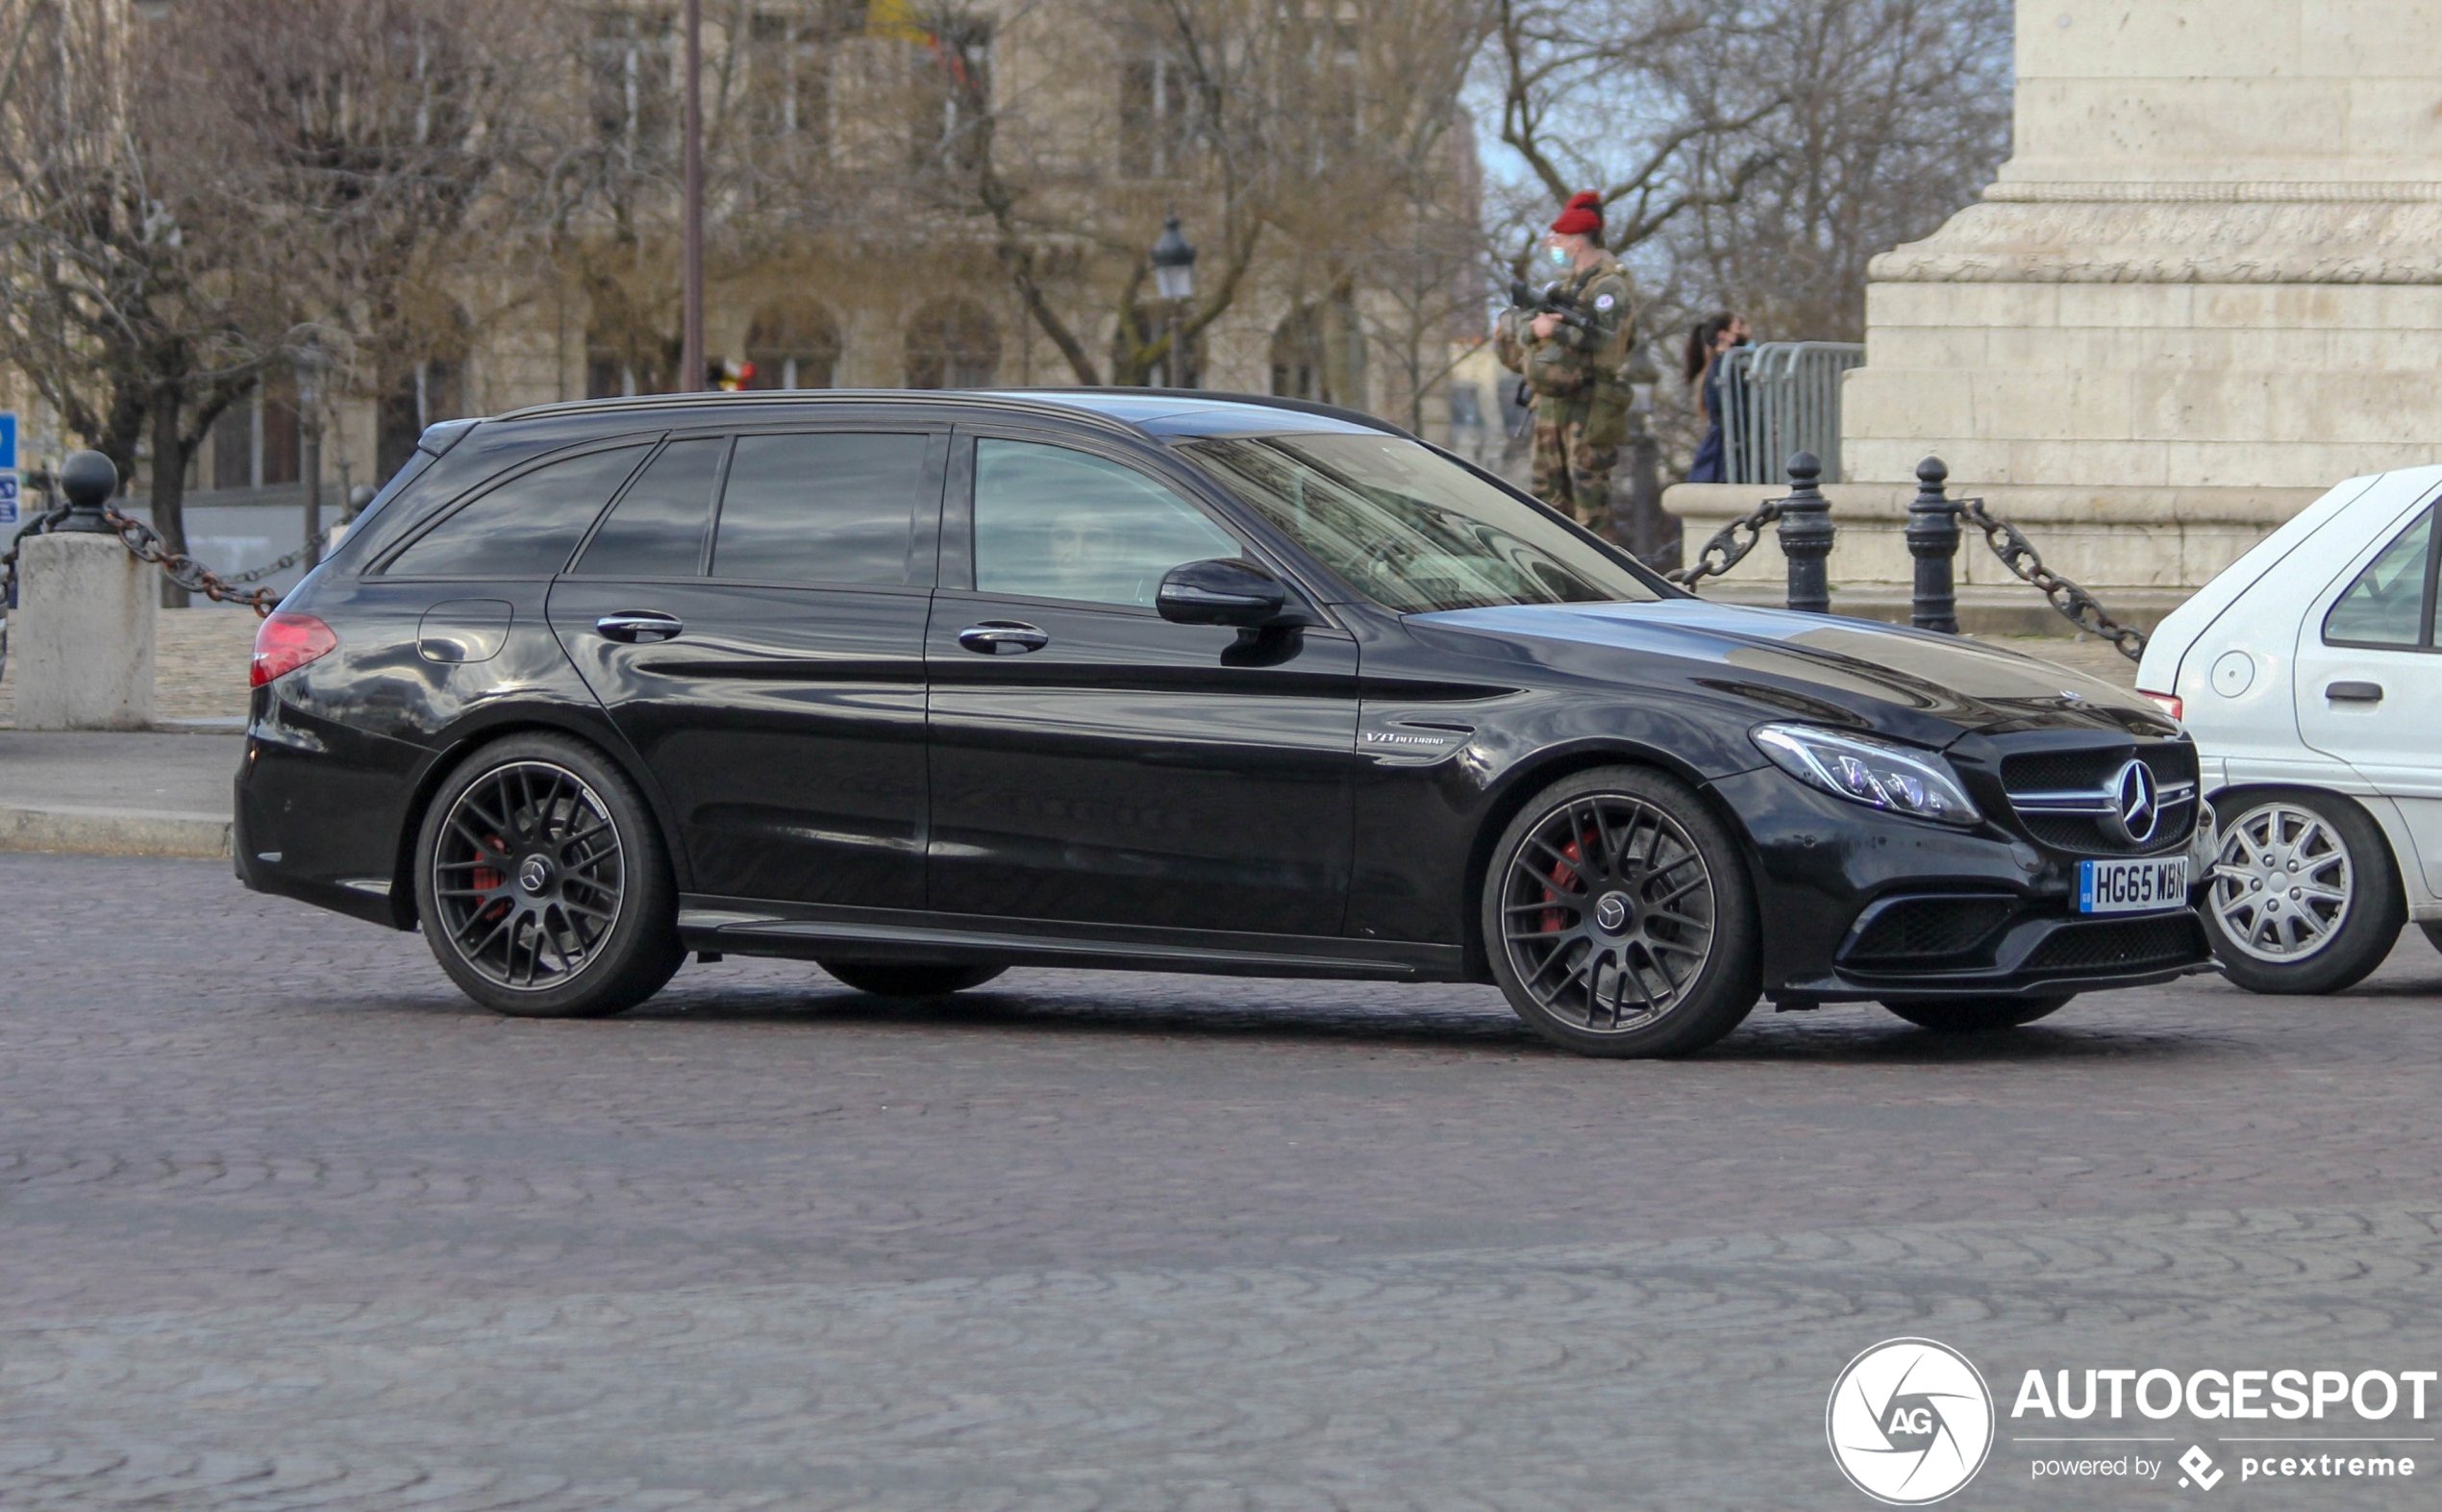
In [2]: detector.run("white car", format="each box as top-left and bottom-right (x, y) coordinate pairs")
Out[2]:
(2139, 466), (2442, 993)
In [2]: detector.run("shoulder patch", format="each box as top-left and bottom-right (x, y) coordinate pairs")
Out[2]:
(1594, 293), (1615, 310)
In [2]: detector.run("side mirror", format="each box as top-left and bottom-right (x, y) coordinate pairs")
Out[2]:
(1157, 558), (1301, 628)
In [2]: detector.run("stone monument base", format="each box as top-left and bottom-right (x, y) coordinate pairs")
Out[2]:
(15, 533), (157, 731)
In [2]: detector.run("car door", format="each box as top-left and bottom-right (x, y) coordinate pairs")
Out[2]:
(548, 426), (945, 908)
(925, 429), (1361, 936)
(2292, 496), (2442, 897)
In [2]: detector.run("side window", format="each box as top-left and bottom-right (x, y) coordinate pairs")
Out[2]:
(972, 438), (1241, 607)
(710, 432), (926, 585)
(2324, 505), (2436, 649)
(386, 445), (649, 579)
(573, 436), (725, 577)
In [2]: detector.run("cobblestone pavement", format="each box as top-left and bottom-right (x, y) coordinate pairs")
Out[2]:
(4, 856), (2438, 1509)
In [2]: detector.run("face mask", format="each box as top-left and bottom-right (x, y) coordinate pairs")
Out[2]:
(1546, 244), (1571, 267)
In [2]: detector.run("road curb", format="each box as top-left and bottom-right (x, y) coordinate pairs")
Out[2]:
(0, 803), (232, 859)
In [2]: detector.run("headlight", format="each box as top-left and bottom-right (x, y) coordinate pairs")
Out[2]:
(1753, 723), (1981, 827)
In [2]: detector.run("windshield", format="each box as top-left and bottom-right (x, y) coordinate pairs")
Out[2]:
(1180, 433), (1661, 613)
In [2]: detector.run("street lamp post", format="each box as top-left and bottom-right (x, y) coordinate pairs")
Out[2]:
(295, 342), (324, 571)
(1150, 214), (1197, 388)
(679, 0), (705, 393)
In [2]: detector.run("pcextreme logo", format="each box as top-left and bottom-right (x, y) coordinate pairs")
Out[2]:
(1828, 1338), (1997, 1504)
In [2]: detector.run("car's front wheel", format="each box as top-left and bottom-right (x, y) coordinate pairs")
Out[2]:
(1483, 765), (1760, 1057)
(1881, 994), (2073, 1032)
(819, 962), (1008, 997)
(413, 734), (684, 1018)
(2204, 788), (2405, 995)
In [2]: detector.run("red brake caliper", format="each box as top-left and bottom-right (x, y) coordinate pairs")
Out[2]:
(472, 835), (509, 920)
(1540, 831), (1595, 933)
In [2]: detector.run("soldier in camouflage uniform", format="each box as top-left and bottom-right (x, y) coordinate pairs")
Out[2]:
(1494, 191), (1635, 529)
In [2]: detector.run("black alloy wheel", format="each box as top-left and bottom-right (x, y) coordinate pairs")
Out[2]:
(1483, 765), (1760, 1057)
(1880, 994), (2074, 1032)
(414, 733), (683, 1018)
(820, 962), (1009, 997)
(2204, 788), (2405, 995)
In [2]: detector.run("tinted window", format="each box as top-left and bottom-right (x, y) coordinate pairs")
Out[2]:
(574, 437), (724, 577)
(973, 439), (1241, 607)
(710, 433), (925, 585)
(387, 445), (648, 579)
(2325, 505), (2435, 649)
(1182, 433), (1660, 613)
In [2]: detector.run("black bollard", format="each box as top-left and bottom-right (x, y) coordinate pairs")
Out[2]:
(1776, 452), (1833, 613)
(1905, 455), (1961, 633)
(55, 451), (119, 533)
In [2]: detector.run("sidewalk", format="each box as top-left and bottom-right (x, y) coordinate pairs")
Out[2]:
(0, 731), (241, 858)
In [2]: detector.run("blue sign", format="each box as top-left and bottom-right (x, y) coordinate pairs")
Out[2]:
(0, 412), (16, 471)
(0, 472), (14, 526)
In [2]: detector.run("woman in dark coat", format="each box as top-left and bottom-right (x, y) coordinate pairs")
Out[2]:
(1682, 312), (1750, 483)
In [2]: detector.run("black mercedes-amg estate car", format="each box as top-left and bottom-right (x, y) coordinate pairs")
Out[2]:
(236, 389), (2213, 1056)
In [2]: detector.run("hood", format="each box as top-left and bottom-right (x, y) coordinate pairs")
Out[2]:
(1412, 598), (2180, 745)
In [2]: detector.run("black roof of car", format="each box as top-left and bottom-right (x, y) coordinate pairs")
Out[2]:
(489, 388), (1414, 443)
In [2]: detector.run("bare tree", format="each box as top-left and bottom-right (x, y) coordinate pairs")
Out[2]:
(1485, 0), (1784, 270)
(0, 0), (288, 594)
(1666, 0), (2010, 342)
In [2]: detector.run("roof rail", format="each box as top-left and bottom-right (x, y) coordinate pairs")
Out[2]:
(491, 387), (1146, 438)
(1014, 386), (1418, 441)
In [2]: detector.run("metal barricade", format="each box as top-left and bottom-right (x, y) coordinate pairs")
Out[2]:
(1719, 341), (1865, 484)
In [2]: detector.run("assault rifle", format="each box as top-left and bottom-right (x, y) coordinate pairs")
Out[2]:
(1508, 278), (1602, 337)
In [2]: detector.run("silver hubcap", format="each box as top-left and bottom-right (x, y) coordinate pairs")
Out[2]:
(431, 761), (626, 991)
(1499, 794), (1716, 1033)
(2209, 801), (2352, 963)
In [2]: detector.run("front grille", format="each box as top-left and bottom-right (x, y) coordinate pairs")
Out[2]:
(1845, 896), (2017, 967)
(2023, 913), (2205, 975)
(2000, 740), (2199, 855)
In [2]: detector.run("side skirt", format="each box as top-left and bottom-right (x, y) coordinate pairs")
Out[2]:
(678, 897), (1467, 982)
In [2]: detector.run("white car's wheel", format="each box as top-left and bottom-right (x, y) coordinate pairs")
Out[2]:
(2205, 789), (2405, 994)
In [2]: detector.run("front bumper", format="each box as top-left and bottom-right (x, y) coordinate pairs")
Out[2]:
(1711, 765), (2216, 1004)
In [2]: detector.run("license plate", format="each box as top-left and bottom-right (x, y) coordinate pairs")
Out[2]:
(2077, 855), (2191, 914)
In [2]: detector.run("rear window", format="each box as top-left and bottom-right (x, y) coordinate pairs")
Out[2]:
(386, 445), (649, 579)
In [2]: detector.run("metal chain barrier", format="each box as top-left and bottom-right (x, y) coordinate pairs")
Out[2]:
(1665, 496), (1785, 588)
(216, 523), (341, 585)
(1956, 496), (2149, 661)
(101, 508), (280, 616)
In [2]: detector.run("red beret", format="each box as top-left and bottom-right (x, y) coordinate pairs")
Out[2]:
(1550, 191), (1603, 237)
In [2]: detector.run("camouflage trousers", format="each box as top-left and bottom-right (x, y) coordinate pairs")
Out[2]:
(1529, 399), (1618, 528)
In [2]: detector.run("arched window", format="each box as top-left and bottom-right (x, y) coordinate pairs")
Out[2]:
(585, 320), (678, 403)
(377, 309), (473, 483)
(744, 299), (843, 389)
(1270, 299), (1365, 408)
(905, 299), (1000, 388)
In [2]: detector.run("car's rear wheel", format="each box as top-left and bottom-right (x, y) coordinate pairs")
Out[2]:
(1881, 994), (2073, 1032)
(414, 734), (683, 1018)
(2204, 789), (2404, 995)
(820, 962), (1008, 997)
(1483, 765), (1760, 1057)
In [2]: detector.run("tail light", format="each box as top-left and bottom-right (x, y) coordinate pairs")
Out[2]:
(251, 611), (337, 687)
(2138, 688), (2183, 722)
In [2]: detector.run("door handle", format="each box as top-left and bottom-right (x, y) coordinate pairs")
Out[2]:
(596, 611), (684, 644)
(2325, 681), (2384, 704)
(958, 621), (1049, 655)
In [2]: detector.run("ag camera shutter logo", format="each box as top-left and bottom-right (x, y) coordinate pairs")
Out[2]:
(1828, 1338), (1996, 1504)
